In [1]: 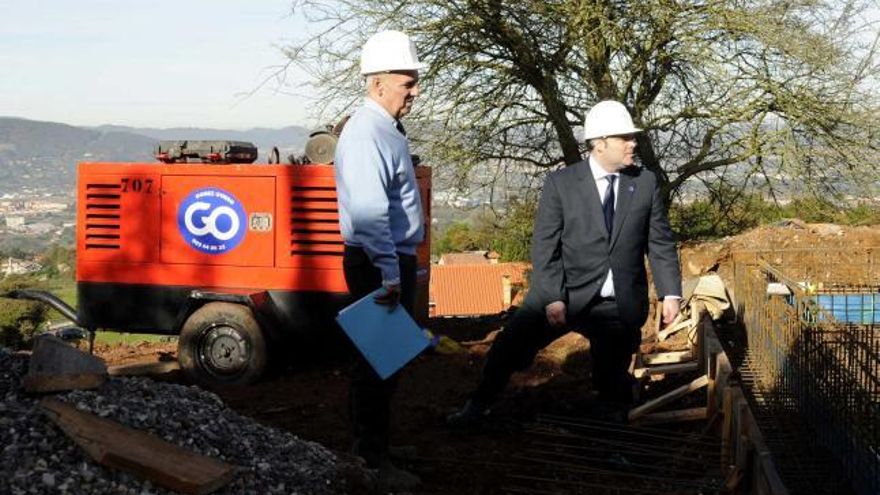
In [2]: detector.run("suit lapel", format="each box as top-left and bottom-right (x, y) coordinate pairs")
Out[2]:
(610, 171), (635, 248)
(575, 160), (608, 243)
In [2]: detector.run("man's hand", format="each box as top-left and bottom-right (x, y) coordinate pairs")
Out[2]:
(374, 283), (401, 311)
(545, 301), (567, 328)
(661, 297), (681, 325)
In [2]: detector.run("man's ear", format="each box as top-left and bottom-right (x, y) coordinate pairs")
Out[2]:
(372, 74), (386, 97)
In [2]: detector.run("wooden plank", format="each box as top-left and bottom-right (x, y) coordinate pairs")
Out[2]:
(720, 385), (734, 469)
(24, 374), (106, 393)
(628, 374), (709, 420)
(712, 345), (732, 420)
(633, 361), (699, 379)
(641, 350), (693, 365)
(757, 452), (790, 495)
(635, 406), (707, 425)
(737, 395), (790, 495)
(107, 361), (180, 377)
(721, 467), (744, 495)
(41, 398), (235, 495)
(694, 307), (706, 372)
(702, 316), (720, 418)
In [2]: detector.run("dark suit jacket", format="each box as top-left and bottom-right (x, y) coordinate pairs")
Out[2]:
(529, 159), (681, 330)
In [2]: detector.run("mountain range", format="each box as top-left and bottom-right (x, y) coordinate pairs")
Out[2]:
(0, 117), (310, 195)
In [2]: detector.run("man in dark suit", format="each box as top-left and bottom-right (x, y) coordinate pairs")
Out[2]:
(448, 100), (682, 424)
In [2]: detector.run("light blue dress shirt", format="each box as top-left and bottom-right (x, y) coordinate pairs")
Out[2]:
(334, 98), (425, 285)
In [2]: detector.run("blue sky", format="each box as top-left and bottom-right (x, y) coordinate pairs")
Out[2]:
(0, 0), (315, 129)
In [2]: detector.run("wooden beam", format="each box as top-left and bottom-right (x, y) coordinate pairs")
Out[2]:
(721, 385), (734, 469)
(641, 350), (693, 365)
(635, 406), (707, 425)
(702, 315), (722, 418)
(107, 361), (180, 377)
(24, 374), (106, 394)
(41, 398), (235, 495)
(633, 361), (699, 379)
(628, 374), (709, 420)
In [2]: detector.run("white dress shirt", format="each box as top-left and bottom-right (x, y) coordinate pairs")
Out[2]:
(589, 157), (618, 298)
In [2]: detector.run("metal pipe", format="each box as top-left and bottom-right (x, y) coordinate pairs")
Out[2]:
(4, 288), (80, 325)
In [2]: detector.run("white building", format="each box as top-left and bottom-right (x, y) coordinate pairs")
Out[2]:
(2, 258), (42, 276)
(5, 216), (25, 228)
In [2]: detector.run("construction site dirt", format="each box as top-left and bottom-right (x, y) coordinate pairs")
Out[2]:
(90, 222), (880, 495)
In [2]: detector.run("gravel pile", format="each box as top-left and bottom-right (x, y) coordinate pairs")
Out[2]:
(0, 347), (367, 495)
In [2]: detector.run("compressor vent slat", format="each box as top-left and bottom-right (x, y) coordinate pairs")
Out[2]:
(84, 183), (122, 250)
(289, 185), (342, 258)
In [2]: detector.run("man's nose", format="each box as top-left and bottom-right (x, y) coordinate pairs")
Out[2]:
(411, 83), (421, 97)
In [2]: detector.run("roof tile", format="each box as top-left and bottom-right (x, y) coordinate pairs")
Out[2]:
(429, 262), (530, 317)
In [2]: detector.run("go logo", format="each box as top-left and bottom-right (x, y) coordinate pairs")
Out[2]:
(178, 188), (246, 254)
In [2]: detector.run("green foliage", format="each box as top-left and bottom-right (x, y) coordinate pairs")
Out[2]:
(490, 199), (538, 262)
(671, 193), (880, 241)
(37, 245), (76, 279)
(670, 186), (776, 240)
(840, 202), (880, 226)
(432, 199), (538, 262)
(432, 222), (491, 257)
(0, 275), (49, 349)
(0, 246), (76, 350)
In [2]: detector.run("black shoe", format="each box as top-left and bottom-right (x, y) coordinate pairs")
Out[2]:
(445, 399), (491, 427)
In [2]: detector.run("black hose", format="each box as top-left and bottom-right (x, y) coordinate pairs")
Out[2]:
(2, 289), (80, 326)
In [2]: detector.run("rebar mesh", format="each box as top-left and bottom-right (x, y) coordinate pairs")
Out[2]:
(734, 248), (880, 495)
(504, 416), (724, 494)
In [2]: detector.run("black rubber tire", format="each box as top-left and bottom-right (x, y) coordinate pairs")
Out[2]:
(178, 302), (267, 386)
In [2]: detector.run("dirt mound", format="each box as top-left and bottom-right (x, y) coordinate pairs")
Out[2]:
(680, 221), (880, 283)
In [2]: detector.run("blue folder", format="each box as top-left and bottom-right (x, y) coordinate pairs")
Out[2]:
(336, 289), (430, 380)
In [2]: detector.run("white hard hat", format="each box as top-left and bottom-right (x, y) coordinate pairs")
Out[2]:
(582, 100), (642, 141)
(360, 30), (428, 75)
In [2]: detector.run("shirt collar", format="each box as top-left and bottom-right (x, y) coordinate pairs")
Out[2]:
(364, 97), (397, 123)
(589, 155), (618, 182)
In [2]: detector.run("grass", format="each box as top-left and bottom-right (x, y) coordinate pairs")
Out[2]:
(41, 275), (77, 323)
(41, 276), (176, 346)
(93, 331), (175, 346)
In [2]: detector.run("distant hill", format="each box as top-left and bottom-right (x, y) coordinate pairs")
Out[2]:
(0, 117), (155, 161)
(92, 124), (310, 157)
(0, 117), (310, 195)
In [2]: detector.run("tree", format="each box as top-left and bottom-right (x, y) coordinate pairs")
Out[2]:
(432, 199), (538, 260)
(284, 0), (880, 209)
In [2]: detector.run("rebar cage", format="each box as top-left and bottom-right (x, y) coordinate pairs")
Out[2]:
(733, 248), (880, 495)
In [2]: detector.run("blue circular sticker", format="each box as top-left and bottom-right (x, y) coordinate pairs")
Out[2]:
(178, 188), (246, 254)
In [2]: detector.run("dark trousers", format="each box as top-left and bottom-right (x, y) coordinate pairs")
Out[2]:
(342, 245), (417, 467)
(473, 295), (641, 408)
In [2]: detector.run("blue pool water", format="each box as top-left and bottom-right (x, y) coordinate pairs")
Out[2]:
(814, 294), (879, 324)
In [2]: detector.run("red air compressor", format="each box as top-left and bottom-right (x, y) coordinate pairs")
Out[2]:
(7, 146), (432, 386)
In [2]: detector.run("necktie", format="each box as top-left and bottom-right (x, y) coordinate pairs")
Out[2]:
(603, 175), (616, 235)
(395, 120), (407, 136)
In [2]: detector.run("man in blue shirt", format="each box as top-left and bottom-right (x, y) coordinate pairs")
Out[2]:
(334, 29), (427, 490)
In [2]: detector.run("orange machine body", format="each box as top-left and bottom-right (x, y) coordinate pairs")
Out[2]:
(75, 162), (431, 335)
